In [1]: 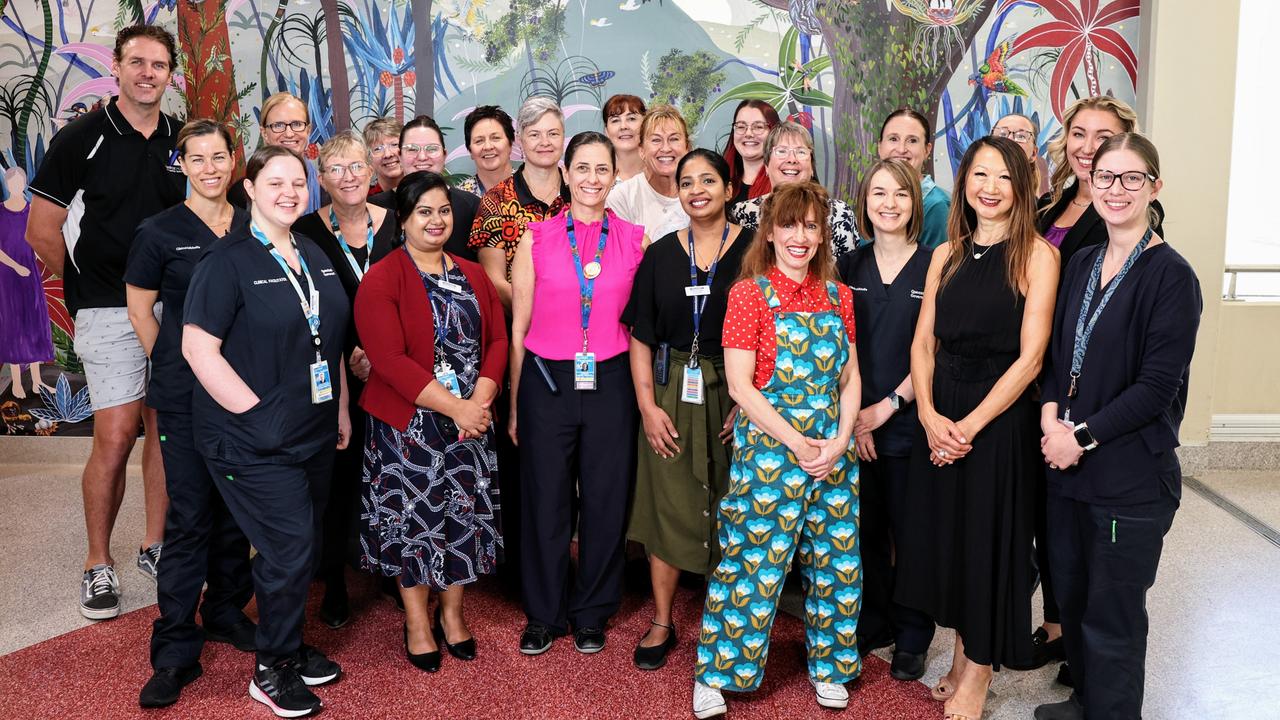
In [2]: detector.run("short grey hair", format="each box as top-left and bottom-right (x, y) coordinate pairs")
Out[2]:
(517, 96), (563, 131)
(318, 129), (371, 168)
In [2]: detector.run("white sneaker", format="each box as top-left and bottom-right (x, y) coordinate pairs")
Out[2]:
(811, 678), (849, 709)
(693, 680), (727, 718)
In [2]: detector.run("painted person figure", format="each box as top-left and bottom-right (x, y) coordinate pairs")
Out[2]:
(0, 167), (54, 399)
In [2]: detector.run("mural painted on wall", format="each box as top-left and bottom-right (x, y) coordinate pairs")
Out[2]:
(0, 0), (1142, 435)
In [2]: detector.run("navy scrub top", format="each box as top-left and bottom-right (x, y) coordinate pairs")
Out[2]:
(124, 204), (249, 413)
(837, 243), (932, 457)
(183, 226), (350, 465)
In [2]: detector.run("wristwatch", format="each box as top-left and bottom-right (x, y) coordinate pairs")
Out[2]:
(887, 392), (902, 412)
(1073, 422), (1099, 451)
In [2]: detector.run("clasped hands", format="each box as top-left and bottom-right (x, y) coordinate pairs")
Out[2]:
(448, 396), (492, 440)
(1040, 418), (1083, 470)
(921, 410), (973, 466)
(789, 434), (849, 479)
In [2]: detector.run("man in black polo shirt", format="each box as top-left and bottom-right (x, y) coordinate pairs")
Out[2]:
(26, 24), (186, 620)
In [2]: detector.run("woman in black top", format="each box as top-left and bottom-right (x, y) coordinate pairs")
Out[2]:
(622, 149), (750, 671)
(126, 119), (254, 709)
(835, 158), (934, 681)
(293, 130), (399, 629)
(183, 145), (350, 718)
(1036, 134), (1200, 720)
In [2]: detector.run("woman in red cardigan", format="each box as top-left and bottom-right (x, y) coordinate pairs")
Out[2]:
(354, 171), (508, 673)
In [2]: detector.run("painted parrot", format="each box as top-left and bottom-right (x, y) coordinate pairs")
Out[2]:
(969, 41), (1028, 96)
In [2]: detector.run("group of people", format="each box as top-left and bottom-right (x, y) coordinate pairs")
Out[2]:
(25, 24), (1201, 720)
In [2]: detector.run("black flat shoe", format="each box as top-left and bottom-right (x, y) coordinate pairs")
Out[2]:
(139, 663), (203, 708)
(520, 622), (555, 655)
(404, 624), (441, 672)
(889, 649), (927, 681)
(433, 605), (477, 661)
(574, 626), (606, 654)
(1056, 662), (1074, 688)
(203, 618), (257, 652)
(633, 620), (676, 670)
(1008, 627), (1066, 670)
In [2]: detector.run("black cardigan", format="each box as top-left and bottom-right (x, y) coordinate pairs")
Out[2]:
(1037, 182), (1166, 266)
(1040, 242), (1202, 505)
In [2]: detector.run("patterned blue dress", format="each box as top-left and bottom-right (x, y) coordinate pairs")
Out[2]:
(360, 258), (502, 591)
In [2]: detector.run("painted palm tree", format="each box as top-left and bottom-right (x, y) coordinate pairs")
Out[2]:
(705, 28), (833, 128)
(15, 0), (52, 169)
(997, 0), (1140, 120)
(412, 0), (434, 116)
(321, 0), (353, 130)
(344, 0), (417, 123)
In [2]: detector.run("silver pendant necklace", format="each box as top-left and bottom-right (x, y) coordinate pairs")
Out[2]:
(972, 241), (996, 260)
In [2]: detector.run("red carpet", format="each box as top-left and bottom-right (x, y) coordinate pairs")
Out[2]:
(0, 576), (940, 719)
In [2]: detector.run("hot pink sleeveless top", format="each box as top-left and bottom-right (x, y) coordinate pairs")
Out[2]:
(525, 208), (645, 361)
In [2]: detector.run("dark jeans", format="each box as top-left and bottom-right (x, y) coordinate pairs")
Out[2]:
(518, 354), (636, 634)
(857, 454), (936, 654)
(1048, 488), (1178, 719)
(207, 448), (334, 667)
(150, 411), (253, 669)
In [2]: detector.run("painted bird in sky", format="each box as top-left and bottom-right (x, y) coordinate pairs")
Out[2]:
(969, 41), (1027, 96)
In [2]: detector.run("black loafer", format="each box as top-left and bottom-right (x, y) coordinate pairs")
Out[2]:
(433, 605), (477, 661)
(1008, 627), (1066, 670)
(404, 624), (441, 672)
(320, 585), (351, 629)
(889, 650), (927, 681)
(139, 663), (203, 708)
(520, 623), (555, 655)
(574, 626), (606, 654)
(1056, 662), (1074, 688)
(204, 618), (257, 652)
(633, 620), (676, 670)
(1034, 692), (1084, 720)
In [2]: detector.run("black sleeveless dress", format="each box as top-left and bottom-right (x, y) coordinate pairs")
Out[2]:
(894, 241), (1035, 669)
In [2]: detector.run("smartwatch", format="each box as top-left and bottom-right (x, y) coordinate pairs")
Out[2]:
(1073, 422), (1099, 451)
(887, 392), (902, 412)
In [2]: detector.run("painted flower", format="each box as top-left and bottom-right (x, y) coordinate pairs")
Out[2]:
(829, 522), (856, 542)
(697, 646), (714, 666)
(749, 601), (773, 621)
(707, 583), (729, 603)
(752, 486), (781, 505)
(734, 663), (759, 679)
(702, 617), (722, 635)
(778, 501), (802, 522)
(702, 672), (730, 689)
(743, 632), (767, 650)
(716, 641), (739, 661)
(812, 340), (837, 361)
(722, 609), (746, 630)
(755, 452), (784, 474)
(747, 519), (776, 537)
(834, 555), (859, 574)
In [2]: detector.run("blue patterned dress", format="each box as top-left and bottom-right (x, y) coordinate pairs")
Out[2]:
(360, 257), (502, 590)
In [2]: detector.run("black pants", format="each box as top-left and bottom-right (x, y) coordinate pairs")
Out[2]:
(518, 354), (636, 634)
(1033, 462), (1061, 624)
(319, 401), (366, 591)
(493, 387), (522, 596)
(150, 411), (253, 669)
(856, 454), (936, 654)
(1048, 489), (1178, 719)
(207, 448), (334, 667)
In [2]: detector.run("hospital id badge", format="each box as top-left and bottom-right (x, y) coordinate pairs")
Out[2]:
(436, 360), (462, 398)
(310, 359), (334, 404)
(684, 285), (711, 297)
(574, 352), (597, 391)
(680, 364), (705, 405)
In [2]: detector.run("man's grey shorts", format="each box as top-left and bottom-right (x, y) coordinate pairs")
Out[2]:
(73, 307), (153, 412)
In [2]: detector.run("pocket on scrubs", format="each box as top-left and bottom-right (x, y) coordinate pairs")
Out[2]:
(223, 387), (287, 456)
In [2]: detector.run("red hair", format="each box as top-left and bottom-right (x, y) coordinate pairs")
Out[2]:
(723, 100), (780, 201)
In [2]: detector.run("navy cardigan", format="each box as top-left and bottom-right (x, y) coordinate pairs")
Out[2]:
(1041, 242), (1202, 505)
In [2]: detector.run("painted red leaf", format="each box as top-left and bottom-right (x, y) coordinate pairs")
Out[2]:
(1094, 0), (1141, 28)
(1010, 21), (1080, 56)
(1050, 36), (1089, 120)
(1091, 28), (1138, 88)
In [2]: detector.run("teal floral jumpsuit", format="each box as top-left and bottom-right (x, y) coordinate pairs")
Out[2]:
(695, 276), (862, 692)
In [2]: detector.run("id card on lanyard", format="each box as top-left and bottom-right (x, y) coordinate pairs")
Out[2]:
(566, 211), (608, 391)
(252, 223), (332, 404)
(329, 207), (375, 281)
(680, 224), (730, 405)
(411, 245), (465, 397)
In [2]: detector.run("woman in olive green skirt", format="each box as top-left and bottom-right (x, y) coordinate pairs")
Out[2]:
(622, 149), (751, 670)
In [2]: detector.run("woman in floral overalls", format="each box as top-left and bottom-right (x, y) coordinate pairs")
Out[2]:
(692, 182), (863, 718)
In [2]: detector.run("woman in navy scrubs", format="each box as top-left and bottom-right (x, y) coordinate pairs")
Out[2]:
(294, 130), (399, 629)
(835, 158), (934, 681)
(126, 119), (254, 709)
(183, 145), (350, 719)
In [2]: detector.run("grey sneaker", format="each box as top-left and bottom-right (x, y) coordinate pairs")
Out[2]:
(137, 542), (163, 581)
(80, 564), (121, 620)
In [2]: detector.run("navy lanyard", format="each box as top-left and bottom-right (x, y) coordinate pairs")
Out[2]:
(687, 223), (730, 362)
(251, 222), (322, 356)
(1068, 227), (1153, 399)
(405, 244), (456, 342)
(565, 210), (609, 353)
(328, 207), (374, 280)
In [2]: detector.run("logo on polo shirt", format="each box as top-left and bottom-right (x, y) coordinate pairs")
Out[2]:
(321, 268), (336, 277)
(175, 245), (202, 252)
(165, 149), (183, 173)
(910, 289), (924, 299)
(851, 286), (868, 292)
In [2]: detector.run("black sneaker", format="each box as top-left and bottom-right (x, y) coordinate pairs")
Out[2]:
(139, 664), (203, 708)
(250, 662), (322, 718)
(294, 644), (342, 686)
(80, 564), (121, 620)
(573, 626), (606, 654)
(519, 623), (555, 655)
(204, 618), (257, 652)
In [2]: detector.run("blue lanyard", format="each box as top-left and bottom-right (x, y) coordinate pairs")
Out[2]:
(565, 210), (609, 352)
(251, 222), (322, 353)
(328, 207), (374, 280)
(687, 224), (730, 362)
(1068, 228), (1153, 399)
(404, 244), (456, 341)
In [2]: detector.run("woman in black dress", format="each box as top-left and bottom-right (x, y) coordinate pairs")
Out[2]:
(622, 149), (750, 670)
(896, 136), (1059, 720)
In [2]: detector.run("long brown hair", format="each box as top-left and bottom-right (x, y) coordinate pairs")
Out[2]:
(856, 158), (923, 244)
(1043, 96), (1139, 212)
(737, 181), (836, 284)
(941, 136), (1041, 292)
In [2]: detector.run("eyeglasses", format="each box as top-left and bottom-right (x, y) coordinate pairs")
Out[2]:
(323, 161), (369, 179)
(733, 122), (769, 135)
(1091, 169), (1157, 191)
(991, 127), (1034, 144)
(370, 142), (399, 157)
(771, 146), (812, 160)
(264, 120), (308, 134)
(402, 143), (444, 157)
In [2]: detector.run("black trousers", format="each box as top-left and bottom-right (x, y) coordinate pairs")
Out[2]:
(856, 454), (936, 655)
(494, 387), (523, 596)
(1033, 462), (1061, 624)
(319, 400), (366, 590)
(1048, 488), (1178, 719)
(150, 411), (253, 669)
(207, 447), (334, 667)
(518, 354), (636, 634)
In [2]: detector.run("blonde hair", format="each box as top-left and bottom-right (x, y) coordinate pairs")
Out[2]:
(1044, 96), (1139, 211)
(260, 92), (309, 127)
(362, 117), (402, 146)
(738, 181), (836, 284)
(317, 129), (370, 168)
(763, 121), (816, 177)
(856, 159), (923, 244)
(639, 104), (689, 143)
